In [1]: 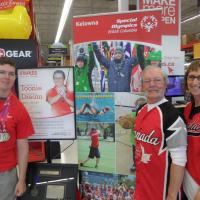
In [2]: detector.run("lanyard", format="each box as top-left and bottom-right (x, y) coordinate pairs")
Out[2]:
(0, 94), (11, 133)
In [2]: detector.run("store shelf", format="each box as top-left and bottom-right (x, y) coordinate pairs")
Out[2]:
(181, 41), (200, 50)
(182, 41), (198, 62)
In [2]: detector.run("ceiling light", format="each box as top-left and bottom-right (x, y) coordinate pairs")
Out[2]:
(54, 0), (73, 43)
(184, 62), (191, 67)
(181, 13), (200, 24)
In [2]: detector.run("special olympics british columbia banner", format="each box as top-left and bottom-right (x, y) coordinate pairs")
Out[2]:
(73, 9), (162, 45)
(72, 9), (162, 189)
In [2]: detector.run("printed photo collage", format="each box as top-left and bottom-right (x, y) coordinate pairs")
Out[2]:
(73, 40), (162, 200)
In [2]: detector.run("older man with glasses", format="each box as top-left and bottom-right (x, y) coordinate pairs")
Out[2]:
(133, 65), (187, 200)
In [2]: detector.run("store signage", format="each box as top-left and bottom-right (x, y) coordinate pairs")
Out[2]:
(137, 0), (179, 35)
(161, 52), (185, 75)
(49, 47), (67, 55)
(0, 49), (32, 58)
(47, 55), (61, 61)
(73, 9), (162, 45)
(0, 39), (37, 68)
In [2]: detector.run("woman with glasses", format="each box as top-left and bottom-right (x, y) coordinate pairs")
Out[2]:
(183, 61), (200, 200)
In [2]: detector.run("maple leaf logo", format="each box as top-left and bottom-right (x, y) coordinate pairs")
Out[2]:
(141, 145), (152, 164)
(140, 15), (158, 32)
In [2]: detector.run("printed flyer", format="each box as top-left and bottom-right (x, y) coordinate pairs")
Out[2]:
(17, 67), (75, 139)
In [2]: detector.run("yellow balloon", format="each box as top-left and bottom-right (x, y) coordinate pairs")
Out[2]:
(0, 5), (32, 39)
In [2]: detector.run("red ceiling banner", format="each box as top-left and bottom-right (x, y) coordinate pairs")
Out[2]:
(73, 9), (162, 45)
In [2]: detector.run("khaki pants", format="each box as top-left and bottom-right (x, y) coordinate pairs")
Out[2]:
(0, 167), (18, 200)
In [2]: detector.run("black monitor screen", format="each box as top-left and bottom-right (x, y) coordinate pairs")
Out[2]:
(165, 75), (185, 97)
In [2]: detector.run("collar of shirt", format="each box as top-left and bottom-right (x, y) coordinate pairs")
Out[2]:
(147, 98), (168, 112)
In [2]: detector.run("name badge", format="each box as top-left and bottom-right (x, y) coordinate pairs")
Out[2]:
(0, 132), (10, 142)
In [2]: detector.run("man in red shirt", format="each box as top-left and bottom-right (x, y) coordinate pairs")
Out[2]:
(134, 65), (187, 200)
(0, 57), (34, 200)
(46, 69), (74, 116)
(80, 128), (100, 168)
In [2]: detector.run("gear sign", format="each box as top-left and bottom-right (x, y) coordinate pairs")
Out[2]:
(140, 15), (158, 32)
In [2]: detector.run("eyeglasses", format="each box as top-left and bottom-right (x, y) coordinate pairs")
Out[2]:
(187, 75), (200, 82)
(0, 70), (16, 78)
(142, 78), (163, 85)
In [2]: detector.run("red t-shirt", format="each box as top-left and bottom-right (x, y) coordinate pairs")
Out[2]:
(0, 94), (34, 172)
(46, 86), (74, 116)
(184, 102), (200, 186)
(90, 131), (99, 148)
(134, 101), (187, 200)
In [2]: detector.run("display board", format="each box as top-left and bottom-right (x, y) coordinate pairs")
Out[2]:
(72, 9), (162, 199)
(17, 67), (76, 140)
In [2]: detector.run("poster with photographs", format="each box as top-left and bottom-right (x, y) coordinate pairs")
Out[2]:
(73, 8), (162, 187)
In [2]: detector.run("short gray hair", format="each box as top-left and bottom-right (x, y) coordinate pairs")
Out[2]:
(141, 65), (168, 84)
